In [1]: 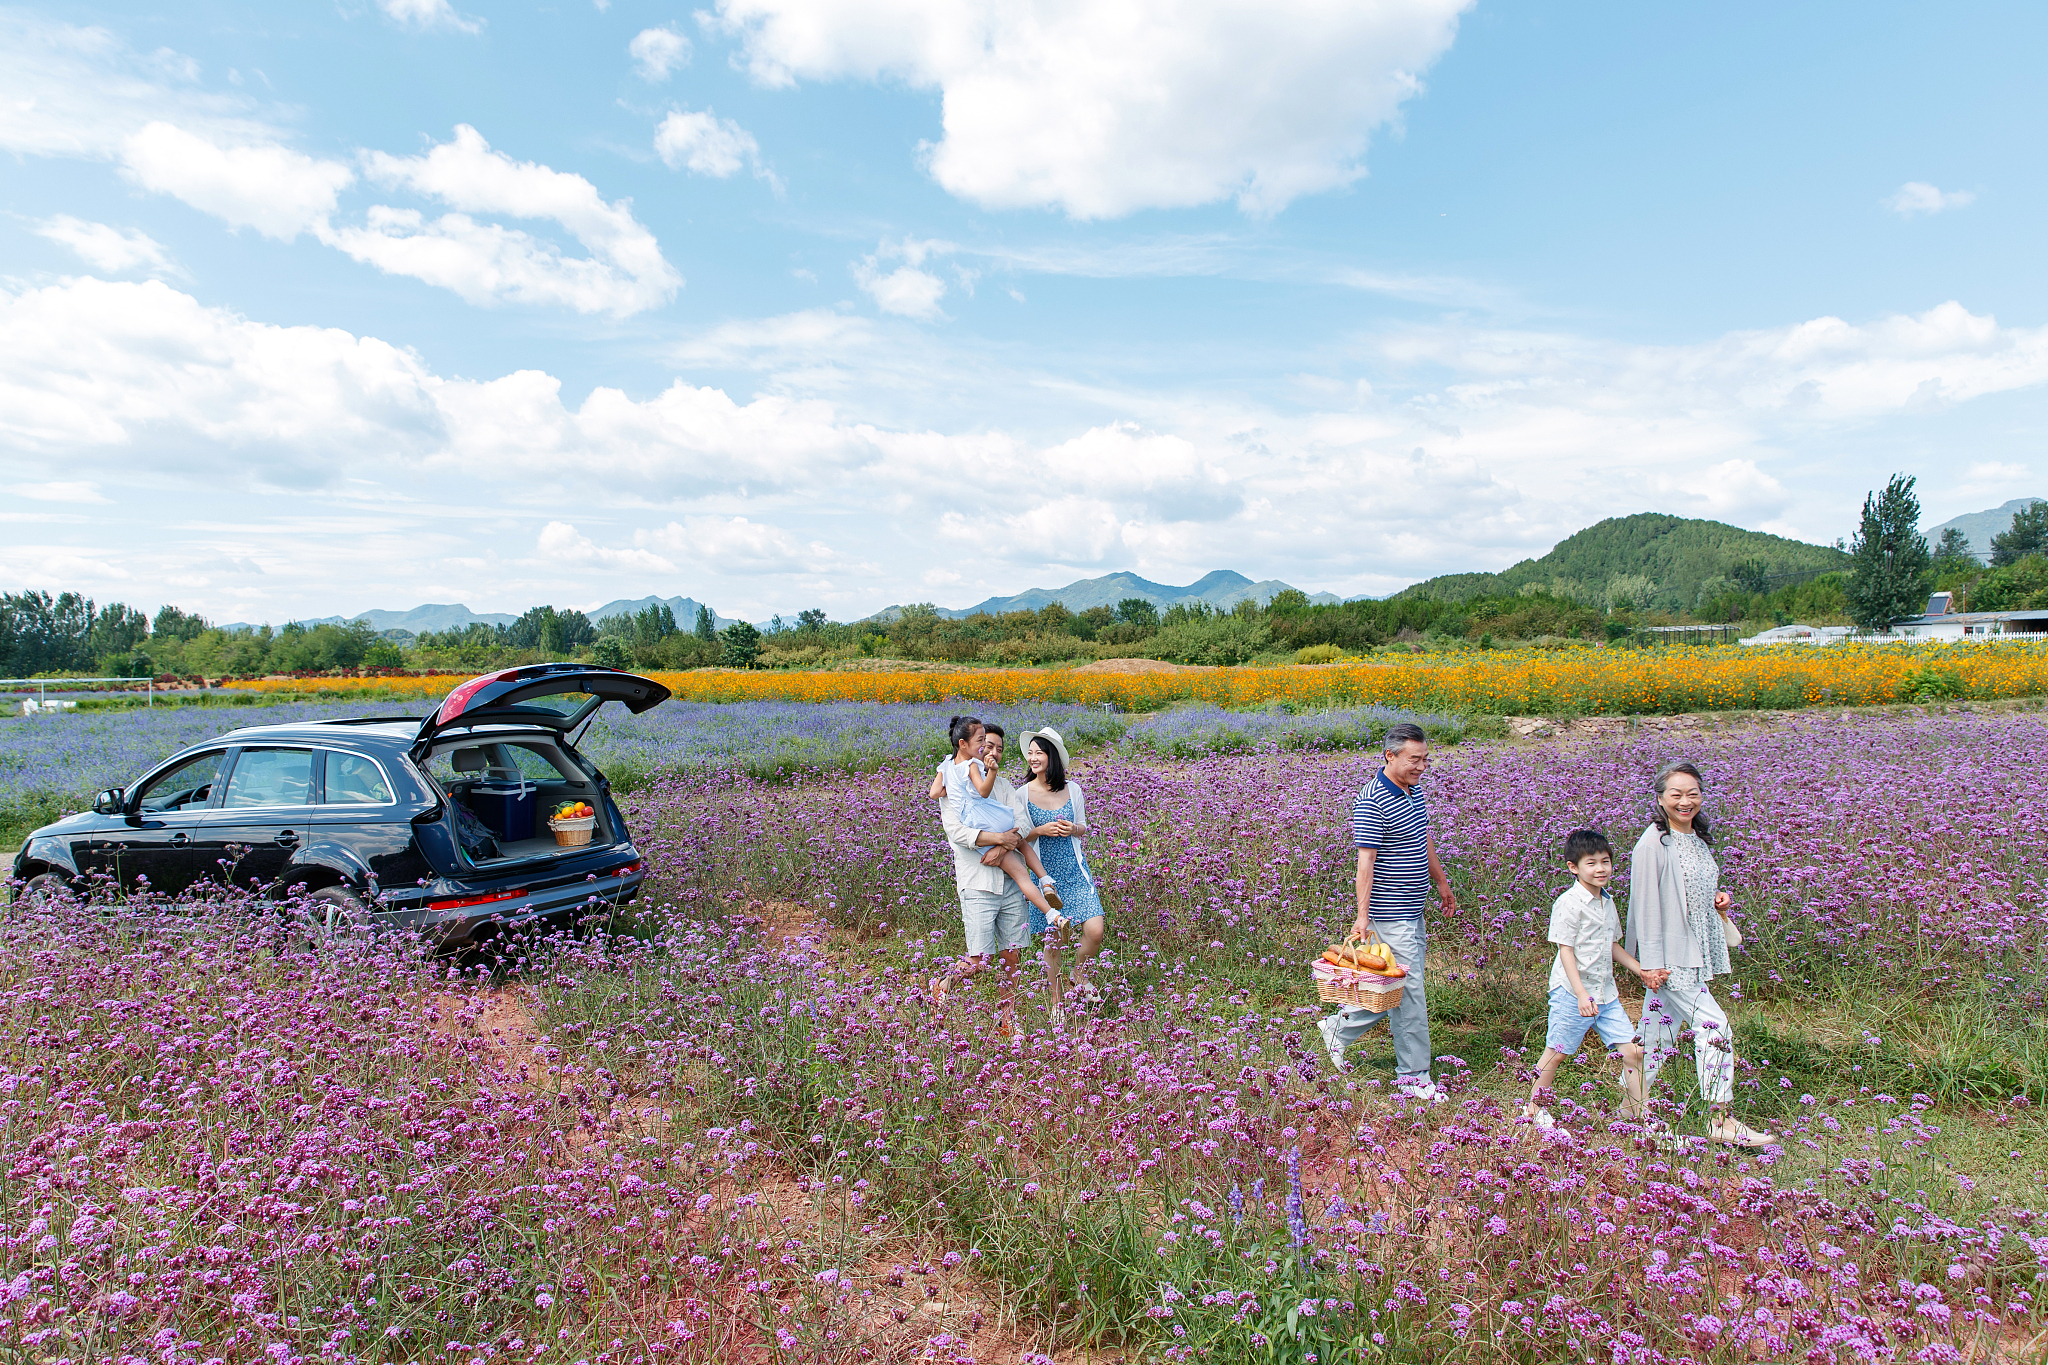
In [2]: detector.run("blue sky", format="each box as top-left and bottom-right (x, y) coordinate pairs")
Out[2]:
(3, 0), (2045, 624)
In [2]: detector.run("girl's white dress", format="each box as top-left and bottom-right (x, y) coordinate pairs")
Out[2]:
(938, 758), (1018, 833)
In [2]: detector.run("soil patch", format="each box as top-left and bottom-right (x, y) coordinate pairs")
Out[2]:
(1071, 658), (1213, 675)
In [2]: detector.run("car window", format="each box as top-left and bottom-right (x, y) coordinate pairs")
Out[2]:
(135, 750), (229, 814)
(324, 752), (393, 805)
(425, 740), (579, 786)
(220, 748), (315, 809)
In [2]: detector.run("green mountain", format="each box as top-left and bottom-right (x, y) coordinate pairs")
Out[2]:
(1925, 497), (2045, 561)
(1396, 513), (1850, 611)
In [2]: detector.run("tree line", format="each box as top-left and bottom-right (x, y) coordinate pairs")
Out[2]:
(7, 493), (2039, 678)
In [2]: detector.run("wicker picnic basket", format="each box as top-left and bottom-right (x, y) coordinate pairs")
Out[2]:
(548, 815), (596, 847)
(1312, 929), (1406, 1012)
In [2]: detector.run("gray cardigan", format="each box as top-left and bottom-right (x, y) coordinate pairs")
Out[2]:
(1622, 823), (1730, 977)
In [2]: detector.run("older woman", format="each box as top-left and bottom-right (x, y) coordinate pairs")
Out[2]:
(1014, 727), (1107, 1025)
(1624, 761), (1775, 1148)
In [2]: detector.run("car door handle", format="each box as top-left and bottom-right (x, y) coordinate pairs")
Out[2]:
(274, 829), (299, 848)
(169, 833), (190, 846)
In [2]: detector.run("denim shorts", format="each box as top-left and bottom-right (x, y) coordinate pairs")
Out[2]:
(1545, 988), (1636, 1055)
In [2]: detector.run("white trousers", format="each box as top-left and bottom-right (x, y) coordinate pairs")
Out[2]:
(1638, 966), (1735, 1107)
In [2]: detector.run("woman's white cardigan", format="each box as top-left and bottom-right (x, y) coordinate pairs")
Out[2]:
(1622, 823), (1708, 972)
(1010, 780), (1094, 888)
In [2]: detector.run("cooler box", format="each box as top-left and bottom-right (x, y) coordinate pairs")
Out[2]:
(467, 780), (538, 842)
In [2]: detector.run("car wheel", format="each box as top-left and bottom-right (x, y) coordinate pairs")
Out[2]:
(16, 873), (75, 910)
(281, 885), (369, 954)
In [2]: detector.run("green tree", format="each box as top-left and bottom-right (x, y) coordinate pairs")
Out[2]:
(1932, 526), (1979, 575)
(1114, 597), (1160, 630)
(152, 605), (211, 643)
(1990, 501), (2048, 567)
(720, 620), (762, 668)
(1730, 558), (1771, 595)
(1845, 474), (1933, 632)
(591, 636), (633, 670)
(797, 608), (829, 633)
(694, 604), (717, 640)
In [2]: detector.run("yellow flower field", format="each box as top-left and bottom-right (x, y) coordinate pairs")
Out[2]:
(221, 641), (2048, 714)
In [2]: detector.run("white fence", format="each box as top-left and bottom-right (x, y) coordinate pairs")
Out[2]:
(0, 676), (156, 715)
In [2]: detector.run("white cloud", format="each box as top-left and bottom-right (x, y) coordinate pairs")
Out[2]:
(1886, 181), (1975, 216)
(852, 239), (953, 319)
(119, 121), (355, 241)
(16, 481), (109, 503)
(706, 0), (1471, 217)
(630, 27), (691, 81)
(0, 13), (274, 159)
(13, 276), (2048, 615)
(340, 125), (682, 315)
(376, 0), (484, 34)
(536, 521), (676, 574)
(639, 517), (850, 574)
(32, 216), (179, 275)
(654, 108), (761, 177)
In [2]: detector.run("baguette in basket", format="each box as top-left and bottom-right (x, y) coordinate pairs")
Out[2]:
(1320, 929), (1407, 979)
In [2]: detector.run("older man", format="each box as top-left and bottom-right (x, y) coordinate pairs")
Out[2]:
(928, 717), (1028, 1041)
(1317, 721), (1458, 1099)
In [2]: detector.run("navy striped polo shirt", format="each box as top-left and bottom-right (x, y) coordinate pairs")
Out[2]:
(1350, 769), (1432, 921)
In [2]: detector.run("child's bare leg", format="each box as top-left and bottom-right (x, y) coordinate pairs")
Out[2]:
(996, 851), (1058, 918)
(1528, 1047), (1568, 1106)
(1042, 927), (1066, 1002)
(1616, 1042), (1647, 1117)
(1019, 839), (1050, 884)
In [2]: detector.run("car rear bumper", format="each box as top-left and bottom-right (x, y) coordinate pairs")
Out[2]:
(378, 851), (648, 948)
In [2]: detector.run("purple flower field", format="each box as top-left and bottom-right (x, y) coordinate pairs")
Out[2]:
(0, 698), (1446, 834)
(3, 707), (2045, 1360)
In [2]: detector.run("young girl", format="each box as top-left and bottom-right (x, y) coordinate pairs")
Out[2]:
(929, 716), (1066, 925)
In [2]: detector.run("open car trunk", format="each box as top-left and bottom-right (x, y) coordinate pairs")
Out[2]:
(424, 731), (625, 866)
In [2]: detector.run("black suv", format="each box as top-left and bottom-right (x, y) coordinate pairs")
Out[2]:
(9, 664), (670, 949)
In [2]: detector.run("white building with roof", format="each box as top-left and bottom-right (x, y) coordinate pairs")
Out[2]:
(1887, 593), (2048, 642)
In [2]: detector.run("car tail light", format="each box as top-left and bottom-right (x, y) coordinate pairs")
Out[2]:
(617, 861), (644, 876)
(428, 887), (527, 911)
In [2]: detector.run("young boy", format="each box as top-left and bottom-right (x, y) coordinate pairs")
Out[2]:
(1523, 829), (1667, 1130)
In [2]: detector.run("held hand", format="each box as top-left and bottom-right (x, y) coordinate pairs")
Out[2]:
(1579, 994), (1597, 1018)
(1638, 967), (1669, 990)
(979, 848), (1006, 867)
(1714, 890), (1732, 913)
(1351, 915), (1372, 941)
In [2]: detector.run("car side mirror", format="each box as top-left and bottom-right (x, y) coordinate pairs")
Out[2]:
(94, 789), (124, 815)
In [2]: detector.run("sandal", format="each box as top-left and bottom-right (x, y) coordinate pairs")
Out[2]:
(1067, 972), (1101, 1003)
(1040, 879), (1063, 911)
(928, 974), (951, 1005)
(1709, 1116), (1776, 1149)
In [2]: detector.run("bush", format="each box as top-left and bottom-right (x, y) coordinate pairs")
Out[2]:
(1292, 644), (1346, 665)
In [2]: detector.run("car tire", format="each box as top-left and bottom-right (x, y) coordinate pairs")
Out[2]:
(16, 872), (75, 910)
(281, 885), (370, 955)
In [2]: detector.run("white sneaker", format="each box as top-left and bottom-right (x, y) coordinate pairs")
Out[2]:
(1049, 1005), (1067, 1030)
(1394, 1076), (1444, 1104)
(1315, 1015), (1349, 1071)
(1520, 1102), (1556, 1130)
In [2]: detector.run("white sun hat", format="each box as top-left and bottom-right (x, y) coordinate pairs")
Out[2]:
(1017, 726), (1072, 772)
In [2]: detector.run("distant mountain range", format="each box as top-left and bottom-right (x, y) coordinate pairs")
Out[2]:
(865, 569), (1348, 623)
(227, 596), (741, 637)
(211, 499), (2043, 635)
(1927, 497), (2044, 560)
